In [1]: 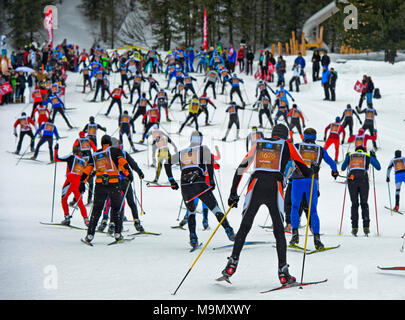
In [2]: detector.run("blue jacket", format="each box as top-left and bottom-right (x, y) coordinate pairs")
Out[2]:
(321, 67), (330, 84)
(294, 56), (306, 69)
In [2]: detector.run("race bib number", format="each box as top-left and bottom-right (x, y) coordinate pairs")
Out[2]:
(299, 144), (320, 166)
(255, 142), (282, 171)
(331, 124), (339, 134)
(349, 154), (366, 170)
(180, 148), (199, 168)
(366, 110), (374, 120)
(394, 159), (405, 172)
(190, 102), (199, 113)
(79, 138), (91, 151)
(45, 123), (54, 132)
(71, 157), (86, 175)
(94, 150), (114, 172)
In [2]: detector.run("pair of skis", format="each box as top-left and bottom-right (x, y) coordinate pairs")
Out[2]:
(215, 275), (328, 293)
(81, 237), (135, 246)
(285, 244), (341, 255)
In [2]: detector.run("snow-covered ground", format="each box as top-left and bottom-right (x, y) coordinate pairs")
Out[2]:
(1, 53), (405, 300)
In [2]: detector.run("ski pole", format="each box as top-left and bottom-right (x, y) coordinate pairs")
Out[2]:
(400, 233), (405, 253)
(118, 183), (131, 213)
(70, 193), (83, 218)
(132, 180), (145, 215)
(15, 143), (31, 166)
(172, 179), (249, 295)
(185, 186), (213, 204)
(177, 199), (184, 221)
(51, 161), (58, 223)
(339, 182), (348, 235)
(387, 181), (393, 216)
(299, 174), (315, 288)
(213, 172), (226, 214)
(372, 167), (380, 236)
(140, 180), (144, 216)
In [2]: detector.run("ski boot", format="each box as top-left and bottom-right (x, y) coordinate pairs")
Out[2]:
(114, 233), (124, 242)
(189, 232), (199, 249)
(351, 227), (358, 237)
(284, 223), (292, 233)
(122, 215), (128, 222)
(221, 256), (239, 279)
(225, 227), (235, 241)
(108, 223), (115, 235)
(202, 210), (209, 230)
(61, 215), (71, 226)
(394, 205), (399, 212)
(221, 137), (226, 142)
(83, 234), (93, 244)
(134, 219), (145, 232)
(289, 228), (299, 246)
(84, 218), (89, 227)
(363, 227), (370, 236)
(202, 218), (209, 230)
(13, 150), (19, 155)
(179, 217), (188, 227)
(132, 146), (139, 153)
(138, 139), (144, 144)
(97, 219), (108, 232)
(313, 234), (324, 250)
(30, 155), (37, 160)
(278, 264), (296, 285)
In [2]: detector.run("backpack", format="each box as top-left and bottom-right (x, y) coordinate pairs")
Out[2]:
(373, 88), (381, 99)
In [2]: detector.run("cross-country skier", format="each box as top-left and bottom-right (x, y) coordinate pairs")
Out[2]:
(222, 102), (245, 141)
(164, 131), (235, 250)
(386, 150), (405, 213)
(340, 104), (362, 138)
(286, 104), (305, 142)
(54, 143), (89, 227)
(13, 112), (36, 154)
(221, 124), (313, 285)
(341, 146), (381, 236)
(82, 116), (107, 147)
(31, 119), (60, 162)
(289, 127), (339, 249)
(81, 135), (134, 244)
(324, 117), (346, 162)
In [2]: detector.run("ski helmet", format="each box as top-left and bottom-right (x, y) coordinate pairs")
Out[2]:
(303, 128), (317, 142)
(335, 117), (341, 123)
(272, 124), (289, 140)
(190, 130), (203, 145)
(101, 135), (112, 146)
(79, 131), (85, 138)
(395, 150), (402, 158)
(89, 116), (95, 123)
(358, 128), (365, 135)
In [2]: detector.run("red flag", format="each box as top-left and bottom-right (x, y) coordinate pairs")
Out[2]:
(268, 63), (275, 74)
(0, 82), (12, 95)
(203, 9), (207, 51)
(354, 80), (363, 93)
(44, 7), (54, 48)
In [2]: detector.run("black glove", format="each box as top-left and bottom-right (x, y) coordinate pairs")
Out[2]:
(79, 182), (86, 193)
(386, 177), (390, 183)
(341, 140), (344, 145)
(323, 136), (326, 141)
(126, 170), (134, 182)
(54, 143), (59, 150)
(228, 192), (240, 208)
(209, 179), (216, 190)
(370, 150), (376, 158)
(14, 132), (17, 137)
(138, 172), (144, 180)
(169, 178), (179, 190)
(310, 162), (320, 174)
(331, 170), (339, 180)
